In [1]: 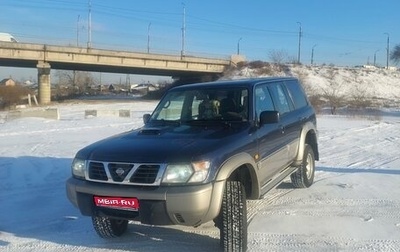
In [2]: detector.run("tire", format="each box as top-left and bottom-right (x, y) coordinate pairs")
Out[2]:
(219, 180), (247, 252)
(92, 216), (128, 238)
(291, 144), (315, 188)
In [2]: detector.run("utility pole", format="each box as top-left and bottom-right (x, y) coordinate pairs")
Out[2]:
(74, 14), (80, 88)
(297, 22), (302, 64)
(147, 22), (151, 53)
(237, 37), (242, 55)
(374, 49), (379, 66)
(77, 15), (80, 47)
(181, 3), (186, 58)
(311, 44), (317, 65)
(126, 74), (130, 92)
(87, 0), (92, 49)
(384, 33), (390, 69)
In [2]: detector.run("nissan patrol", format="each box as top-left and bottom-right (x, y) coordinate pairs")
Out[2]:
(66, 77), (319, 251)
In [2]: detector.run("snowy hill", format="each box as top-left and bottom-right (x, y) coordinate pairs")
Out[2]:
(223, 64), (400, 108)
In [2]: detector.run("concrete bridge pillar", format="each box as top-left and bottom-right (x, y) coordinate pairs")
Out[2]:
(37, 61), (51, 105)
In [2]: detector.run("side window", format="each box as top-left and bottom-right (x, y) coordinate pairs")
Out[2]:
(255, 85), (274, 117)
(269, 82), (291, 115)
(285, 80), (308, 109)
(155, 93), (185, 120)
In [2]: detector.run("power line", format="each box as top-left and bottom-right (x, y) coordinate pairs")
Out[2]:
(1, 0), (392, 66)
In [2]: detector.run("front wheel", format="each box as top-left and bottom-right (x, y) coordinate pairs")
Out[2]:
(219, 180), (247, 252)
(291, 144), (315, 188)
(92, 216), (128, 238)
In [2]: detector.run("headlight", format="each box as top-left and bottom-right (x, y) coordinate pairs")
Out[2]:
(189, 161), (211, 183)
(71, 158), (86, 178)
(162, 161), (210, 184)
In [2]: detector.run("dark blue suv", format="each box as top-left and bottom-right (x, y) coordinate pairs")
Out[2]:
(66, 77), (319, 251)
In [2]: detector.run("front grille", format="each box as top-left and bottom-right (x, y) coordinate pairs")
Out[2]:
(130, 165), (159, 184)
(88, 162), (108, 181)
(87, 161), (164, 186)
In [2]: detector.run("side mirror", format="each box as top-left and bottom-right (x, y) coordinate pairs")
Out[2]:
(259, 111), (280, 126)
(143, 114), (151, 124)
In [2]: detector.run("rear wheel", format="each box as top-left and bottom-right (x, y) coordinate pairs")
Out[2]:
(219, 180), (247, 252)
(92, 216), (128, 238)
(291, 144), (315, 188)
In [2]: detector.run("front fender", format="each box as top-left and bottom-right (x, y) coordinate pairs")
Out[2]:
(215, 152), (260, 199)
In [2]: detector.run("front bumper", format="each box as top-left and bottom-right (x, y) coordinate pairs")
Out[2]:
(66, 177), (225, 226)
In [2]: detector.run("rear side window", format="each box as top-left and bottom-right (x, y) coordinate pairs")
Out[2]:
(285, 80), (308, 109)
(269, 82), (292, 115)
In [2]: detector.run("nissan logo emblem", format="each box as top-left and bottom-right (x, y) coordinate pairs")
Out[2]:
(115, 168), (125, 176)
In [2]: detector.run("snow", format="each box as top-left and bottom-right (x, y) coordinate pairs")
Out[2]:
(229, 64), (400, 107)
(1, 82), (400, 251)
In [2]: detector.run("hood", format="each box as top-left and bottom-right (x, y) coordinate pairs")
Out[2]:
(76, 123), (250, 163)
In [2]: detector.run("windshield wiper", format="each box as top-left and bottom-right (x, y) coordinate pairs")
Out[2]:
(183, 119), (233, 128)
(150, 119), (181, 126)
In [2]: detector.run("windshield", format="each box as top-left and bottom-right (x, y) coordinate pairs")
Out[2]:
(150, 87), (249, 124)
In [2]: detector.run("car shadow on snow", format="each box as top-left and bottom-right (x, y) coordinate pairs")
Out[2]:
(317, 166), (400, 175)
(94, 222), (220, 251)
(272, 165), (400, 191)
(0, 156), (220, 251)
(0, 238), (9, 247)
(275, 181), (296, 189)
(35, 217), (221, 251)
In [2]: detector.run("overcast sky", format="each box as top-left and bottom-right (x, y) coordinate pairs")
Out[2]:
(1, 0), (399, 82)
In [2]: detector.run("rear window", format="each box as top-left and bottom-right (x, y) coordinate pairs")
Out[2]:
(285, 80), (308, 109)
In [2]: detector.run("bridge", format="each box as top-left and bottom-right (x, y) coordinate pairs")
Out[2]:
(0, 42), (243, 104)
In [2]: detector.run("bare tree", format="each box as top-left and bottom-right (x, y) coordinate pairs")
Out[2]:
(345, 73), (371, 108)
(55, 70), (95, 95)
(0, 85), (33, 109)
(390, 44), (400, 65)
(268, 49), (289, 72)
(268, 49), (287, 65)
(321, 68), (344, 114)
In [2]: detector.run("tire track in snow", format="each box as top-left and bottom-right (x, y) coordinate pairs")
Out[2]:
(248, 233), (400, 252)
(247, 185), (295, 225)
(319, 120), (400, 169)
(257, 197), (400, 219)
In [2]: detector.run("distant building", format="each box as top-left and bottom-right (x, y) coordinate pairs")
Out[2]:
(108, 84), (115, 91)
(0, 78), (16, 86)
(362, 65), (377, 69)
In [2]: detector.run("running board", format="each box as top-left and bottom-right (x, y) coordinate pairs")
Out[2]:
(260, 166), (297, 196)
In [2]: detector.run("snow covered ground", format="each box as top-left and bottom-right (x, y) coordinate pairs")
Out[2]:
(1, 99), (400, 251)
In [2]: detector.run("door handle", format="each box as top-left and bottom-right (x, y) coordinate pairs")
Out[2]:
(279, 125), (285, 134)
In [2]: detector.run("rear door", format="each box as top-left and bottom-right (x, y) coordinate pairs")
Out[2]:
(255, 82), (289, 186)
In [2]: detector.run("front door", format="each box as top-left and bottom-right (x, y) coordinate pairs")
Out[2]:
(255, 83), (289, 186)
